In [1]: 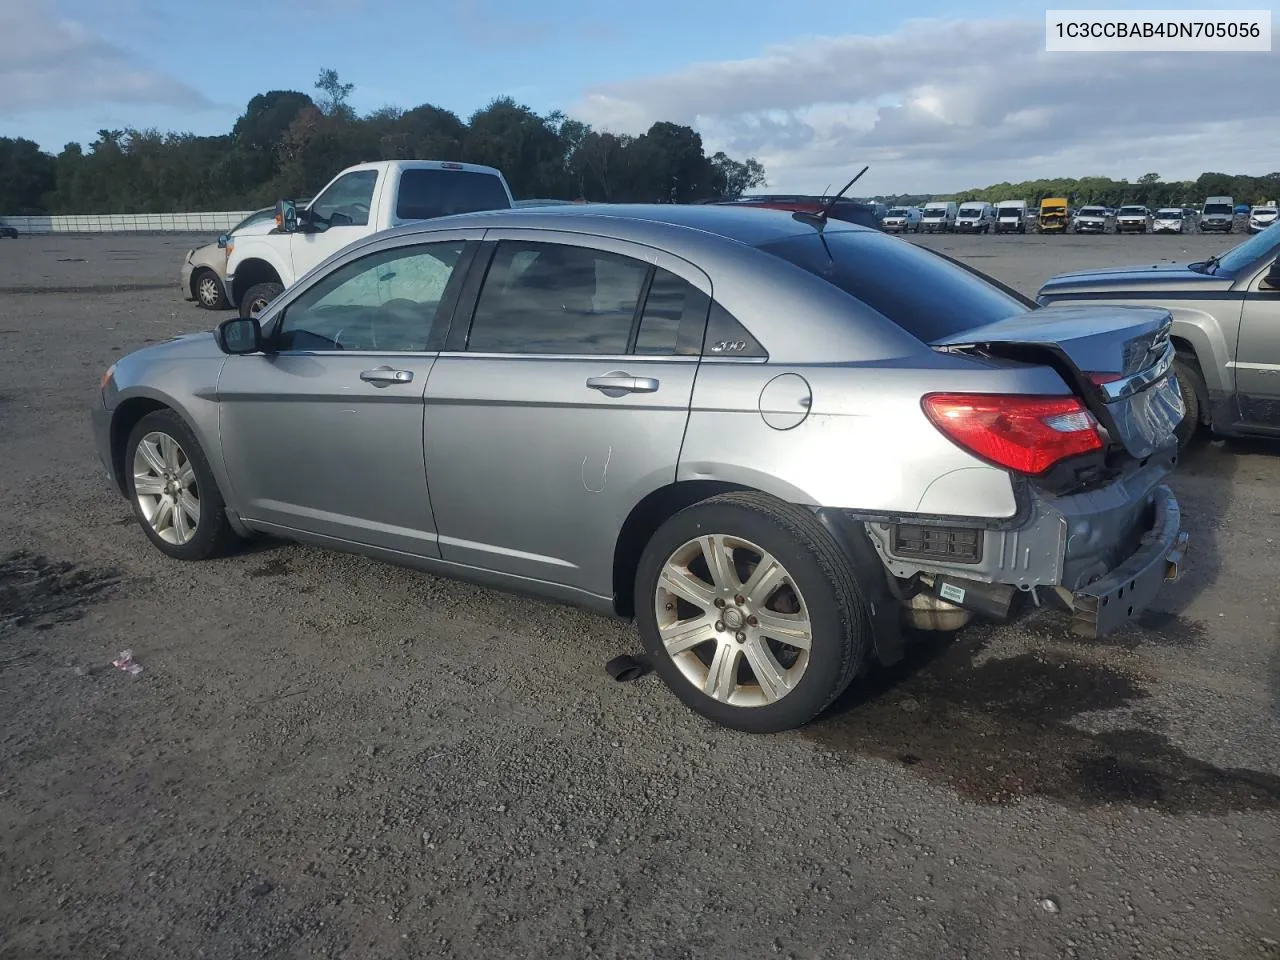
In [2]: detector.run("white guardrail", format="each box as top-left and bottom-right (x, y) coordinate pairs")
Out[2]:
(2, 212), (256, 234)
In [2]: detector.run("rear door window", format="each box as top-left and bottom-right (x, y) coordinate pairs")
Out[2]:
(464, 240), (705, 356)
(757, 230), (1030, 343)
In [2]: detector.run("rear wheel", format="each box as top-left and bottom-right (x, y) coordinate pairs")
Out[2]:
(239, 281), (285, 319)
(635, 492), (871, 733)
(1173, 354), (1206, 448)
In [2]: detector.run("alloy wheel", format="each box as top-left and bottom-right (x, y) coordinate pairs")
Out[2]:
(654, 534), (812, 707)
(198, 275), (222, 307)
(132, 431), (200, 545)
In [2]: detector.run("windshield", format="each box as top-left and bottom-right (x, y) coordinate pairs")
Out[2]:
(997, 208), (1022, 217)
(758, 229), (1028, 343)
(1203, 203), (1233, 216)
(1253, 208), (1278, 216)
(1119, 206), (1146, 216)
(886, 208), (910, 217)
(230, 208), (275, 233)
(958, 207), (983, 217)
(922, 208), (946, 217)
(394, 169), (511, 220)
(1042, 205), (1065, 214)
(1156, 209), (1183, 218)
(1192, 220), (1280, 275)
(1077, 207), (1105, 217)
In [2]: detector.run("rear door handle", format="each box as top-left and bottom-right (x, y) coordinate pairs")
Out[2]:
(586, 374), (660, 395)
(360, 366), (414, 386)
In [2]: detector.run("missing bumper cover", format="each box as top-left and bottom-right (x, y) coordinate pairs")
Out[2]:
(1070, 485), (1188, 639)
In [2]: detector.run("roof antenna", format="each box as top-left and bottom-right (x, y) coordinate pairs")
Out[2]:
(819, 166), (870, 220)
(793, 166), (870, 229)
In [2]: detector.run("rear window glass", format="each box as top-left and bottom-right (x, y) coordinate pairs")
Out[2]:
(758, 230), (1029, 343)
(395, 169), (511, 221)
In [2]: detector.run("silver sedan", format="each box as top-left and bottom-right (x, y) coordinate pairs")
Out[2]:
(93, 204), (1189, 732)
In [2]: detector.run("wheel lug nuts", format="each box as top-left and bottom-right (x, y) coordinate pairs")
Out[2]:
(747, 615), (758, 626)
(665, 602), (674, 611)
(714, 621), (725, 632)
(714, 598), (726, 608)
(734, 594), (745, 605)
(735, 631), (746, 643)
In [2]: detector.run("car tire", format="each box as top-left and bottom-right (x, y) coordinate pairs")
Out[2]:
(193, 268), (231, 310)
(239, 281), (285, 320)
(1172, 354), (1207, 448)
(634, 491), (872, 733)
(125, 409), (241, 561)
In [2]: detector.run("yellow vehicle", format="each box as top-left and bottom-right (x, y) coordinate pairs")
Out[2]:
(1038, 197), (1068, 233)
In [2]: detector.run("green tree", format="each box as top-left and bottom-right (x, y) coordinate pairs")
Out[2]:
(314, 68), (355, 118)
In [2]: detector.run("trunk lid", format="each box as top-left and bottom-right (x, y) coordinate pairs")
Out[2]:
(931, 304), (1184, 459)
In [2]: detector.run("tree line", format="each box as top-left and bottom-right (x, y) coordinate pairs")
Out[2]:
(878, 171), (1280, 209)
(0, 70), (768, 215)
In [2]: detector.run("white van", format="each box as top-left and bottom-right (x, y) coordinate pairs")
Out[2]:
(955, 201), (996, 234)
(920, 201), (958, 233)
(1199, 195), (1235, 234)
(993, 200), (1029, 234)
(881, 206), (922, 233)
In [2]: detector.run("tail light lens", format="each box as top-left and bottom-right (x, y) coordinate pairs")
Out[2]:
(922, 393), (1104, 475)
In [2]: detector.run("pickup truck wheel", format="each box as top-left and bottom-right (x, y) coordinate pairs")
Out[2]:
(194, 269), (230, 310)
(1173, 355), (1206, 447)
(125, 410), (240, 561)
(634, 492), (871, 733)
(239, 282), (285, 319)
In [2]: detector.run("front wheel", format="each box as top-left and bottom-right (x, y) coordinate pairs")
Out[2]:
(125, 409), (240, 560)
(239, 281), (285, 319)
(1173, 356), (1206, 448)
(635, 492), (872, 733)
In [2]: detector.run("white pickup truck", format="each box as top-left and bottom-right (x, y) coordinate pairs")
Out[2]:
(226, 159), (515, 318)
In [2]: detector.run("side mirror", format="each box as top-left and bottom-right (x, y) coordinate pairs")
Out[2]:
(216, 233), (231, 249)
(216, 317), (263, 355)
(1266, 258), (1280, 289)
(275, 199), (298, 234)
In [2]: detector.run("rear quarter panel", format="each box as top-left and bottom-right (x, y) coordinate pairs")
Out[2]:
(678, 357), (1070, 523)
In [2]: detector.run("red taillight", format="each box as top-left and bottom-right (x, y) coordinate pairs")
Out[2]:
(922, 393), (1104, 475)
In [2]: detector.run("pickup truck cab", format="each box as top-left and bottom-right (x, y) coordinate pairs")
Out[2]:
(227, 160), (514, 318)
(1037, 222), (1280, 444)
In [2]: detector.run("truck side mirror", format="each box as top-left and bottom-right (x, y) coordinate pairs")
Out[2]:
(275, 199), (298, 234)
(216, 233), (230, 249)
(1266, 258), (1280, 289)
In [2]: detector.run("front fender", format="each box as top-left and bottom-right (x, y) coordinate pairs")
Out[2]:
(226, 240), (293, 289)
(105, 360), (240, 525)
(1167, 307), (1238, 397)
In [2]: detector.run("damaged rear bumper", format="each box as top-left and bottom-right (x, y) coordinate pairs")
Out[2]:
(1068, 484), (1188, 638)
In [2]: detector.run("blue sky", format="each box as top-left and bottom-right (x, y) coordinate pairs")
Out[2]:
(3, 0), (1275, 194)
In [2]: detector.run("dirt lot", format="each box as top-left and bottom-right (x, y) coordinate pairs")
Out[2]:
(1, 230), (1278, 960)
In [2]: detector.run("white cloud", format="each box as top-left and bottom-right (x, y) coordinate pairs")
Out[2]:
(570, 18), (1280, 194)
(0, 0), (212, 118)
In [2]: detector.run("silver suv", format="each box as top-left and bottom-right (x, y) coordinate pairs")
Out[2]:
(92, 205), (1189, 732)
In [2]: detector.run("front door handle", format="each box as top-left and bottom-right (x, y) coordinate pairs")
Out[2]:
(586, 373), (660, 396)
(360, 366), (414, 386)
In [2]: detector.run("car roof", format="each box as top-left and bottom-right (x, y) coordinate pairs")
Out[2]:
(376, 202), (867, 249)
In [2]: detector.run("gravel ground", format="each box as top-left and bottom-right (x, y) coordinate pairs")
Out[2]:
(1, 230), (1278, 960)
